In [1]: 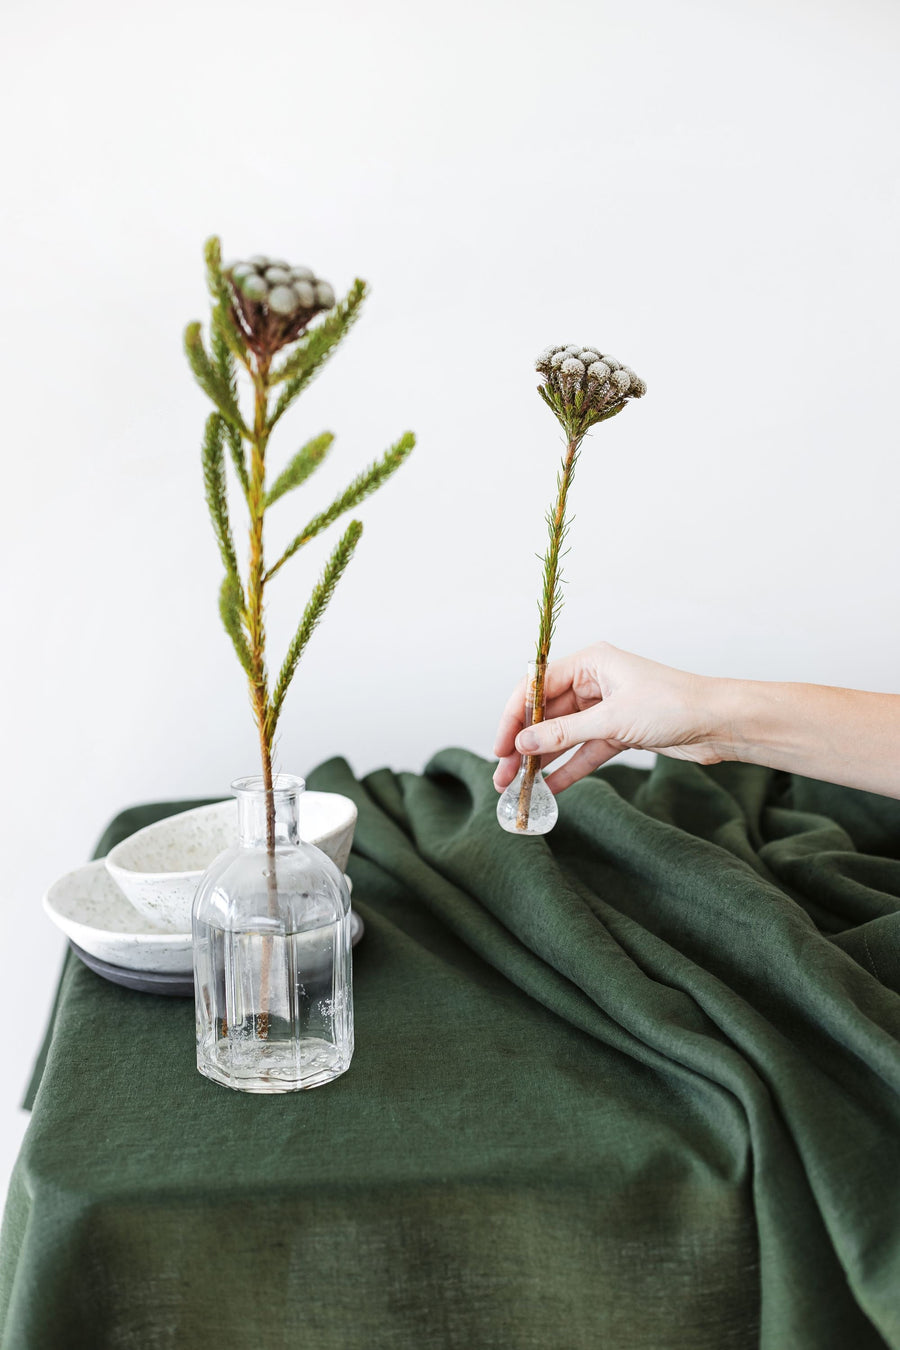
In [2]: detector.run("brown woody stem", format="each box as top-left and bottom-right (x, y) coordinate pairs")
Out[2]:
(515, 661), (547, 830)
(515, 434), (580, 829)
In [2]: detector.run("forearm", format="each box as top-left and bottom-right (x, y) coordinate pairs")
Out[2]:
(714, 678), (900, 798)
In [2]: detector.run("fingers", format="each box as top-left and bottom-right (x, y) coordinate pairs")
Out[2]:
(492, 754), (520, 792)
(515, 707), (604, 758)
(492, 643), (610, 772)
(543, 740), (623, 794)
(492, 674), (528, 759)
(541, 649), (587, 702)
(492, 643), (631, 795)
(492, 685), (580, 758)
(492, 744), (562, 793)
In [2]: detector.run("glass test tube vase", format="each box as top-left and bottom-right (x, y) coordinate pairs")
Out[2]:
(496, 660), (559, 836)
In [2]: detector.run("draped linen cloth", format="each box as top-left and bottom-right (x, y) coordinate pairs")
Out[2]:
(2, 750), (899, 1349)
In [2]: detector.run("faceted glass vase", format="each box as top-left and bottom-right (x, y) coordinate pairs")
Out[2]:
(496, 660), (559, 836)
(192, 774), (354, 1093)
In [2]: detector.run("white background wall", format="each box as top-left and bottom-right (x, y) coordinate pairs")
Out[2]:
(1, 0), (899, 1203)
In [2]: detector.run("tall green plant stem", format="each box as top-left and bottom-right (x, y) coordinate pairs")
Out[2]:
(246, 355), (276, 850)
(188, 240), (416, 1049)
(245, 354), (278, 1037)
(517, 433), (582, 829)
(190, 240), (414, 871)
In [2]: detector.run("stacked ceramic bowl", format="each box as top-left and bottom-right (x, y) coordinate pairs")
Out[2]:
(42, 794), (359, 995)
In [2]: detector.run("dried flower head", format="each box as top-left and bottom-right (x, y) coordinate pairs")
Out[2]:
(224, 255), (336, 358)
(535, 346), (560, 374)
(559, 356), (586, 396)
(536, 342), (645, 437)
(560, 356), (586, 377)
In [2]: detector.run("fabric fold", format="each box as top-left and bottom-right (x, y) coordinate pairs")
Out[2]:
(2, 753), (898, 1349)
(310, 750), (900, 1348)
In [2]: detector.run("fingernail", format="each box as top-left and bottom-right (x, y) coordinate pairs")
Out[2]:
(517, 730), (538, 753)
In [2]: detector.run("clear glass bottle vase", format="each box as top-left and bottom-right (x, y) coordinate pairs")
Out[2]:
(496, 661), (559, 836)
(192, 774), (354, 1093)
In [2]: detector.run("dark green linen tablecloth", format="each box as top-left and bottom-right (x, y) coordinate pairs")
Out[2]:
(2, 750), (899, 1349)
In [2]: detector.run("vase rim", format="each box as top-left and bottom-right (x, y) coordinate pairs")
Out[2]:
(230, 773), (306, 797)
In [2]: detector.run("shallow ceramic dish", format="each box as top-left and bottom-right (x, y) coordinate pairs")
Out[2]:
(68, 907), (367, 993)
(68, 944), (196, 997)
(69, 915), (364, 999)
(44, 859), (359, 979)
(105, 792), (357, 930)
(45, 861), (196, 973)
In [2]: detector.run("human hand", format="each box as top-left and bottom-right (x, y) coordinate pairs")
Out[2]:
(492, 642), (734, 795)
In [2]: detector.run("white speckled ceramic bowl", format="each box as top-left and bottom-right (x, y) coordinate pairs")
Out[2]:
(43, 861), (357, 978)
(104, 792), (357, 931)
(43, 860), (196, 974)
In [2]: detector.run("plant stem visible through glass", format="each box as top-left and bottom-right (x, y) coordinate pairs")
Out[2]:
(247, 356), (278, 1037)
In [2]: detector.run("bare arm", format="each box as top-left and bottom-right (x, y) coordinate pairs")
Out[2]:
(492, 643), (900, 800)
(716, 678), (900, 798)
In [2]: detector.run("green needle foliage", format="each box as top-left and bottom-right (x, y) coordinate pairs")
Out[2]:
(268, 520), (363, 738)
(185, 236), (415, 815)
(536, 442), (581, 666)
(201, 413), (240, 580)
(210, 326), (249, 495)
(268, 279), (368, 428)
(219, 574), (253, 677)
(184, 323), (248, 438)
(265, 432), (334, 509)
(266, 432), (415, 581)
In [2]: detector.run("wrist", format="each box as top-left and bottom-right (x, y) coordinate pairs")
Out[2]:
(708, 677), (809, 770)
(701, 676), (771, 766)
(692, 673), (900, 797)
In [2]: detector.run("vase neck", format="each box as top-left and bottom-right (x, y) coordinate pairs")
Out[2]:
(231, 774), (304, 848)
(524, 659), (547, 730)
(520, 660), (548, 771)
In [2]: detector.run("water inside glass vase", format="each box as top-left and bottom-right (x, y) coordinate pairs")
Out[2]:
(192, 775), (354, 1092)
(496, 662), (559, 836)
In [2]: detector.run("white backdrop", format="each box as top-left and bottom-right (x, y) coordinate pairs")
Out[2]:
(2, 0), (899, 1201)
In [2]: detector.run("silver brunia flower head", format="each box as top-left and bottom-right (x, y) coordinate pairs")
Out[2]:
(224, 256), (337, 358)
(535, 344), (646, 438)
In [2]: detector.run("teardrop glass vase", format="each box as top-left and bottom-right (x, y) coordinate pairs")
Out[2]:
(496, 661), (559, 836)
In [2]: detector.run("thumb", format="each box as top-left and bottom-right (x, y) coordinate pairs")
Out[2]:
(515, 707), (606, 757)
